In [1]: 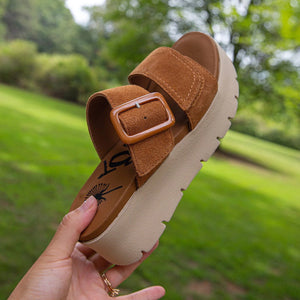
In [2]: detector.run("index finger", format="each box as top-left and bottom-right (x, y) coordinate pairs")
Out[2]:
(105, 241), (159, 288)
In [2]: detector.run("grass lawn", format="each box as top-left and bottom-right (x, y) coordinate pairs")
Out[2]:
(0, 84), (299, 299)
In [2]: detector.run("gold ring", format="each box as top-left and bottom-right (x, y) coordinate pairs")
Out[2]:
(100, 272), (120, 297)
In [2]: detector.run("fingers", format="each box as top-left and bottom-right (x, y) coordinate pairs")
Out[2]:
(75, 243), (112, 272)
(106, 241), (159, 287)
(75, 242), (96, 258)
(89, 253), (112, 272)
(44, 196), (98, 259)
(119, 286), (165, 300)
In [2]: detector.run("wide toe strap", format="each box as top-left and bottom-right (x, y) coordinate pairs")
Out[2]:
(87, 85), (175, 186)
(128, 47), (218, 129)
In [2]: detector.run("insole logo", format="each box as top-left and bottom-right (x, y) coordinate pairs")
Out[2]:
(85, 183), (122, 205)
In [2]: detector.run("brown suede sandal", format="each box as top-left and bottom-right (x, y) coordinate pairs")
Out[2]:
(70, 32), (239, 265)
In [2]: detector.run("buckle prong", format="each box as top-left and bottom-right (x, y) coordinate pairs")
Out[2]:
(110, 92), (175, 145)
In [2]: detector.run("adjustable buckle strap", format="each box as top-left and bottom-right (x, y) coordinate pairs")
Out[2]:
(87, 85), (175, 186)
(128, 47), (217, 129)
(110, 92), (175, 145)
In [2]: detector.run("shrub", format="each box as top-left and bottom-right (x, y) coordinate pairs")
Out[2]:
(230, 117), (259, 137)
(0, 40), (37, 86)
(35, 54), (99, 103)
(231, 115), (300, 150)
(262, 128), (300, 150)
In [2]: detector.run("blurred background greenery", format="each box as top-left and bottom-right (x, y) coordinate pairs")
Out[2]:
(0, 0), (299, 299)
(0, 0), (299, 148)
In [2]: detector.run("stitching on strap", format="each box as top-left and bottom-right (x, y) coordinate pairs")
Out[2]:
(132, 47), (202, 107)
(168, 49), (197, 101)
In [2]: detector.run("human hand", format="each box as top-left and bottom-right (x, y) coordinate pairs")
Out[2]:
(9, 196), (165, 300)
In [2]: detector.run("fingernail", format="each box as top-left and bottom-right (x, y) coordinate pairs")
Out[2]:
(80, 196), (96, 212)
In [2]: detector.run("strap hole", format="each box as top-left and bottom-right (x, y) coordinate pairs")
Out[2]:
(144, 116), (147, 119)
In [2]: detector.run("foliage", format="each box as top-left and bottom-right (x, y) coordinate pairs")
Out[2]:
(0, 39), (37, 86)
(0, 0), (299, 148)
(32, 0), (79, 53)
(0, 0), (7, 39)
(0, 38), (101, 103)
(2, 0), (35, 40)
(35, 54), (99, 103)
(86, 0), (172, 80)
(0, 84), (299, 299)
(2, 0), (79, 53)
(231, 114), (300, 150)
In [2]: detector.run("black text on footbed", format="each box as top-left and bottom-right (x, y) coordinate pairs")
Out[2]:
(98, 150), (132, 179)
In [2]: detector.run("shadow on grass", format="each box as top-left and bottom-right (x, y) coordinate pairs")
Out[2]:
(215, 148), (281, 174)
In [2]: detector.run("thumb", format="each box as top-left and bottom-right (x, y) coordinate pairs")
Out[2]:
(121, 286), (165, 300)
(44, 196), (98, 259)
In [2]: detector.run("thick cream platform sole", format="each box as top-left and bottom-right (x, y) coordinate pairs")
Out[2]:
(84, 42), (239, 265)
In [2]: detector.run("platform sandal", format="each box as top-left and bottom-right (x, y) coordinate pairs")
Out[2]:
(70, 32), (239, 265)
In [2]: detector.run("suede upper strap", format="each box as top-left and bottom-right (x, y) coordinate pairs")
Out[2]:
(86, 85), (174, 186)
(128, 47), (218, 129)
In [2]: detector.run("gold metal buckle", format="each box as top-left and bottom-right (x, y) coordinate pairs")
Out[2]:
(110, 92), (175, 145)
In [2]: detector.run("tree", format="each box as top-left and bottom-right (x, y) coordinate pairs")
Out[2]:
(86, 0), (172, 80)
(167, 0), (300, 123)
(0, 0), (7, 40)
(2, 0), (78, 53)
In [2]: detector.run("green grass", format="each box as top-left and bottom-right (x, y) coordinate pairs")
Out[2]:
(0, 84), (300, 299)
